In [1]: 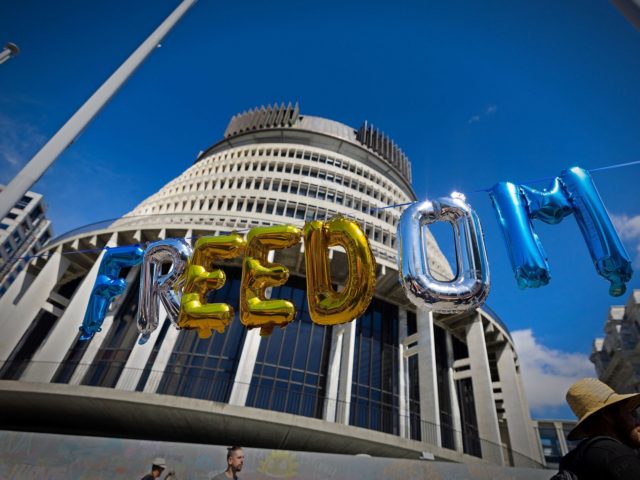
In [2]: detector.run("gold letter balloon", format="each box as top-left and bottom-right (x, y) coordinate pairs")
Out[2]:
(130, 217), (378, 341)
(178, 233), (245, 338)
(240, 225), (302, 336)
(303, 216), (376, 325)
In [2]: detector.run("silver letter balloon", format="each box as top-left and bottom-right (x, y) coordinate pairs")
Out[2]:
(397, 195), (490, 313)
(137, 238), (192, 344)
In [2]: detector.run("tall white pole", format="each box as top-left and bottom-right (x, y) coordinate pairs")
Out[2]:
(0, 0), (197, 219)
(0, 43), (19, 65)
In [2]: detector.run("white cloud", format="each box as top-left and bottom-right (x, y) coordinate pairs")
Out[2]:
(468, 104), (497, 124)
(0, 113), (47, 178)
(511, 329), (595, 412)
(610, 213), (640, 267)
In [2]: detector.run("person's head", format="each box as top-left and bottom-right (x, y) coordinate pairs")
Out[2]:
(151, 457), (167, 478)
(566, 378), (640, 448)
(226, 446), (244, 473)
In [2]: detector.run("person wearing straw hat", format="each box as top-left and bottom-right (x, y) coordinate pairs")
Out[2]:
(557, 378), (640, 479)
(140, 457), (167, 479)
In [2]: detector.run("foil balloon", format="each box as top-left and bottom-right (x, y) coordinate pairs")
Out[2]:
(490, 166), (632, 296)
(80, 245), (145, 341)
(178, 233), (245, 338)
(240, 225), (301, 336)
(137, 238), (192, 345)
(397, 195), (490, 313)
(303, 216), (376, 325)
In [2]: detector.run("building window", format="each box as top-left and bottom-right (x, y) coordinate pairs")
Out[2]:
(247, 275), (332, 419)
(81, 272), (142, 388)
(0, 309), (59, 380)
(350, 298), (399, 435)
(538, 424), (563, 466)
(16, 195), (31, 209)
(157, 268), (247, 402)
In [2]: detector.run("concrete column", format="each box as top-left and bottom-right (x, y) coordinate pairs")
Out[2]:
(323, 324), (345, 422)
(228, 328), (261, 405)
(555, 422), (569, 456)
(115, 303), (167, 391)
(69, 265), (140, 385)
(515, 361), (544, 463)
(143, 323), (181, 393)
(445, 330), (464, 452)
(0, 265), (29, 312)
(21, 235), (117, 382)
(0, 250), (69, 368)
(496, 343), (537, 464)
(416, 310), (441, 447)
(336, 320), (355, 424)
(466, 313), (504, 465)
(397, 308), (409, 438)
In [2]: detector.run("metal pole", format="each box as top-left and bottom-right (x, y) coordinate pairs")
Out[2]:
(0, 0), (197, 220)
(0, 42), (19, 65)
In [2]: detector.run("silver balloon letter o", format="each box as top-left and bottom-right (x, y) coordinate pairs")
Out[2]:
(398, 196), (490, 313)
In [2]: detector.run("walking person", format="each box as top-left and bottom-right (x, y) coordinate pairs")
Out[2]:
(211, 446), (244, 480)
(556, 378), (640, 479)
(141, 457), (168, 479)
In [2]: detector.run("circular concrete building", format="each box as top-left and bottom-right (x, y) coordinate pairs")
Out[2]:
(0, 104), (542, 467)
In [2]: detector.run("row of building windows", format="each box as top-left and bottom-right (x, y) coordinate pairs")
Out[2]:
(143, 196), (396, 250)
(183, 145), (410, 204)
(148, 185), (397, 227)
(1, 205), (47, 259)
(190, 167), (402, 207)
(154, 177), (400, 227)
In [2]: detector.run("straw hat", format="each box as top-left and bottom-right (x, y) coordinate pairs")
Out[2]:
(566, 378), (640, 440)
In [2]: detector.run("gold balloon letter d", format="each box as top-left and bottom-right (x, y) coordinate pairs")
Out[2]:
(303, 216), (376, 325)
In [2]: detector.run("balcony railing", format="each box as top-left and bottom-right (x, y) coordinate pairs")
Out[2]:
(0, 359), (544, 469)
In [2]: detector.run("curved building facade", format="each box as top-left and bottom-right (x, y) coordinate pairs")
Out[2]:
(0, 104), (542, 467)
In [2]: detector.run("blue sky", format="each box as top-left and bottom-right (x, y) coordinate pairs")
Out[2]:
(1, 0), (639, 418)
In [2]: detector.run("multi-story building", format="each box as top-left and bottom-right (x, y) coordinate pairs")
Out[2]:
(531, 419), (578, 469)
(0, 187), (53, 297)
(0, 104), (542, 467)
(591, 289), (640, 393)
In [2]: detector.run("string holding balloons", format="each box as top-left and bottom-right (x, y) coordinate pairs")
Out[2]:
(79, 216), (377, 341)
(78, 164), (634, 342)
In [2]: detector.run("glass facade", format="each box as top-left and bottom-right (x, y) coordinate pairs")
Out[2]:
(434, 324), (455, 449)
(157, 267), (247, 403)
(406, 311), (421, 441)
(350, 298), (399, 434)
(246, 274), (332, 419)
(538, 424), (563, 465)
(457, 377), (482, 457)
(82, 272), (142, 388)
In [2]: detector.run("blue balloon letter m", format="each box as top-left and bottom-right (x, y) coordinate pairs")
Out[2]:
(80, 245), (145, 340)
(490, 167), (632, 296)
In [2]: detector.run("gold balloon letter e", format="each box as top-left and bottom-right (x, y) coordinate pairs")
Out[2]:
(178, 234), (245, 338)
(240, 225), (301, 336)
(303, 216), (376, 325)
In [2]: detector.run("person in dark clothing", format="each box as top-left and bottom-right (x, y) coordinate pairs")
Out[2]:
(559, 378), (640, 479)
(141, 457), (167, 480)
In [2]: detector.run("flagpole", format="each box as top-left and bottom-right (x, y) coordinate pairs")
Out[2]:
(0, 43), (19, 65)
(0, 0), (197, 219)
